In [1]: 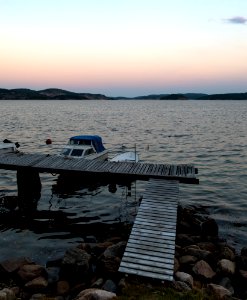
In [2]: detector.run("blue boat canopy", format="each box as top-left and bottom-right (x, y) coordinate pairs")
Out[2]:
(69, 135), (106, 153)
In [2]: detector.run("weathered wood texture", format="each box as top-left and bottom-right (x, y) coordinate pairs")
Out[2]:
(119, 179), (179, 281)
(0, 152), (199, 184)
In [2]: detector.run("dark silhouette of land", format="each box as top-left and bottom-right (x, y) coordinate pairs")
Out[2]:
(0, 88), (247, 100)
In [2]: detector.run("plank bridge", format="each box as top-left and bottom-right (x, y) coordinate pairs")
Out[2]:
(119, 179), (179, 281)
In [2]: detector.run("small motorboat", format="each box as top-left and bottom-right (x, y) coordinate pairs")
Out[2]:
(0, 139), (19, 154)
(60, 135), (108, 160)
(110, 151), (139, 162)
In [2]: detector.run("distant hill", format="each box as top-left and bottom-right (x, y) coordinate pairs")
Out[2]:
(160, 94), (188, 100)
(132, 94), (169, 100)
(0, 88), (112, 100)
(184, 93), (208, 99)
(114, 93), (208, 100)
(0, 88), (48, 100)
(0, 88), (246, 100)
(198, 93), (247, 100)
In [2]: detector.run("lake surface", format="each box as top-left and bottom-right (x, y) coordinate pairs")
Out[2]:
(0, 100), (246, 263)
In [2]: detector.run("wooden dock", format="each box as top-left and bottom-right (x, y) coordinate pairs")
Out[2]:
(0, 151), (198, 281)
(119, 179), (179, 281)
(0, 152), (199, 184)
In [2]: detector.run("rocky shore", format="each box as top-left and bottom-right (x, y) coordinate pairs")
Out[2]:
(1, 205), (247, 300)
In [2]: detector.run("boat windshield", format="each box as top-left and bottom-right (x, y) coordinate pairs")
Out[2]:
(71, 149), (84, 157)
(69, 139), (91, 146)
(61, 148), (71, 156)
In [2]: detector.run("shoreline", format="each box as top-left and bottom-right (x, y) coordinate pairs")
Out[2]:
(1, 204), (247, 299)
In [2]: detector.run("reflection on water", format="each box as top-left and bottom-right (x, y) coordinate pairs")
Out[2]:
(1, 175), (140, 229)
(0, 99), (247, 261)
(0, 174), (140, 263)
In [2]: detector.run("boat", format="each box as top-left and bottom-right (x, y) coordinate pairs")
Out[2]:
(59, 135), (140, 163)
(60, 135), (108, 160)
(56, 136), (139, 194)
(0, 139), (19, 154)
(110, 151), (139, 162)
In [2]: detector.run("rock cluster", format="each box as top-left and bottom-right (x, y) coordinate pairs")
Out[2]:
(0, 205), (247, 299)
(0, 238), (125, 299)
(173, 206), (247, 299)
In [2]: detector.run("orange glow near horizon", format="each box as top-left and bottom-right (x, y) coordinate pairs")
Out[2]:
(1, 1), (247, 95)
(1, 27), (247, 95)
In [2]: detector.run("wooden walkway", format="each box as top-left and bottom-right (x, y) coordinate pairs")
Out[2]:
(0, 152), (199, 184)
(119, 179), (179, 281)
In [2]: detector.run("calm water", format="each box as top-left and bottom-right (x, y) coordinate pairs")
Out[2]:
(0, 100), (246, 263)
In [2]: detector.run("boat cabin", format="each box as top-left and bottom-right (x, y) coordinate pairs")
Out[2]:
(60, 135), (108, 160)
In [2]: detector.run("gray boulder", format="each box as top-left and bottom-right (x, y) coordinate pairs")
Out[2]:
(217, 259), (236, 275)
(192, 260), (216, 280)
(61, 247), (91, 278)
(207, 283), (232, 299)
(175, 271), (193, 287)
(74, 288), (116, 300)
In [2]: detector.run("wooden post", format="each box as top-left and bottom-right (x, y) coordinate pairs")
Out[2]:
(17, 169), (42, 212)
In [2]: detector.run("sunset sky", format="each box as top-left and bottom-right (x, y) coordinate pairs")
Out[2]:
(0, 0), (247, 96)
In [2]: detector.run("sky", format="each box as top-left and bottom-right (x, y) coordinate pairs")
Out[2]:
(0, 0), (247, 97)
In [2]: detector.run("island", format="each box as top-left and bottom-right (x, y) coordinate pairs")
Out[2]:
(0, 88), (247, 100)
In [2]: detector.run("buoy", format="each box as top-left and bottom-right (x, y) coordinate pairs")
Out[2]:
(46, 138), (52, 145)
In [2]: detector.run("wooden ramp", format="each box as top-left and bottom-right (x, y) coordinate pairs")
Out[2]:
(119, 179), (178, 281)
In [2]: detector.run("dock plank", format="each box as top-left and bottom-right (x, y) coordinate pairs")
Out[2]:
(129, 233), (175, 245)
(119, 266), (173, 281)
(127, 238), (175, 251)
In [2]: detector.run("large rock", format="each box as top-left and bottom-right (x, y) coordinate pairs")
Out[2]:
(207, 283), (232, 299)
(24, 276), (48, 291)
(74, 288), (116, 300)
(217, 259), (236, 275)
(183, 246), (213, 264)
(103, 241), (126, 258)
(176, 234), (198, 246)
(61, 247), (91, 278)
(175, 271), (193, 288)
(0, 288), (15, 300)
(89, 242), (114, 257)
(201, 219), (218, 237)
(29, 294), (46, 300)
(179, 255), (197, 265)
(0, 257), (32, 273)
(192, 260), (216, 280)
(197, 242), (217, 253)
(220, 246), (235, 261)
(219, 277), (234, 295)
(178, 207), (202, 235)
(102, 279), (117, 293)
(18, 264), (46, 282)
(171, 281), (191, 292)
(100, 242), (126, 274)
